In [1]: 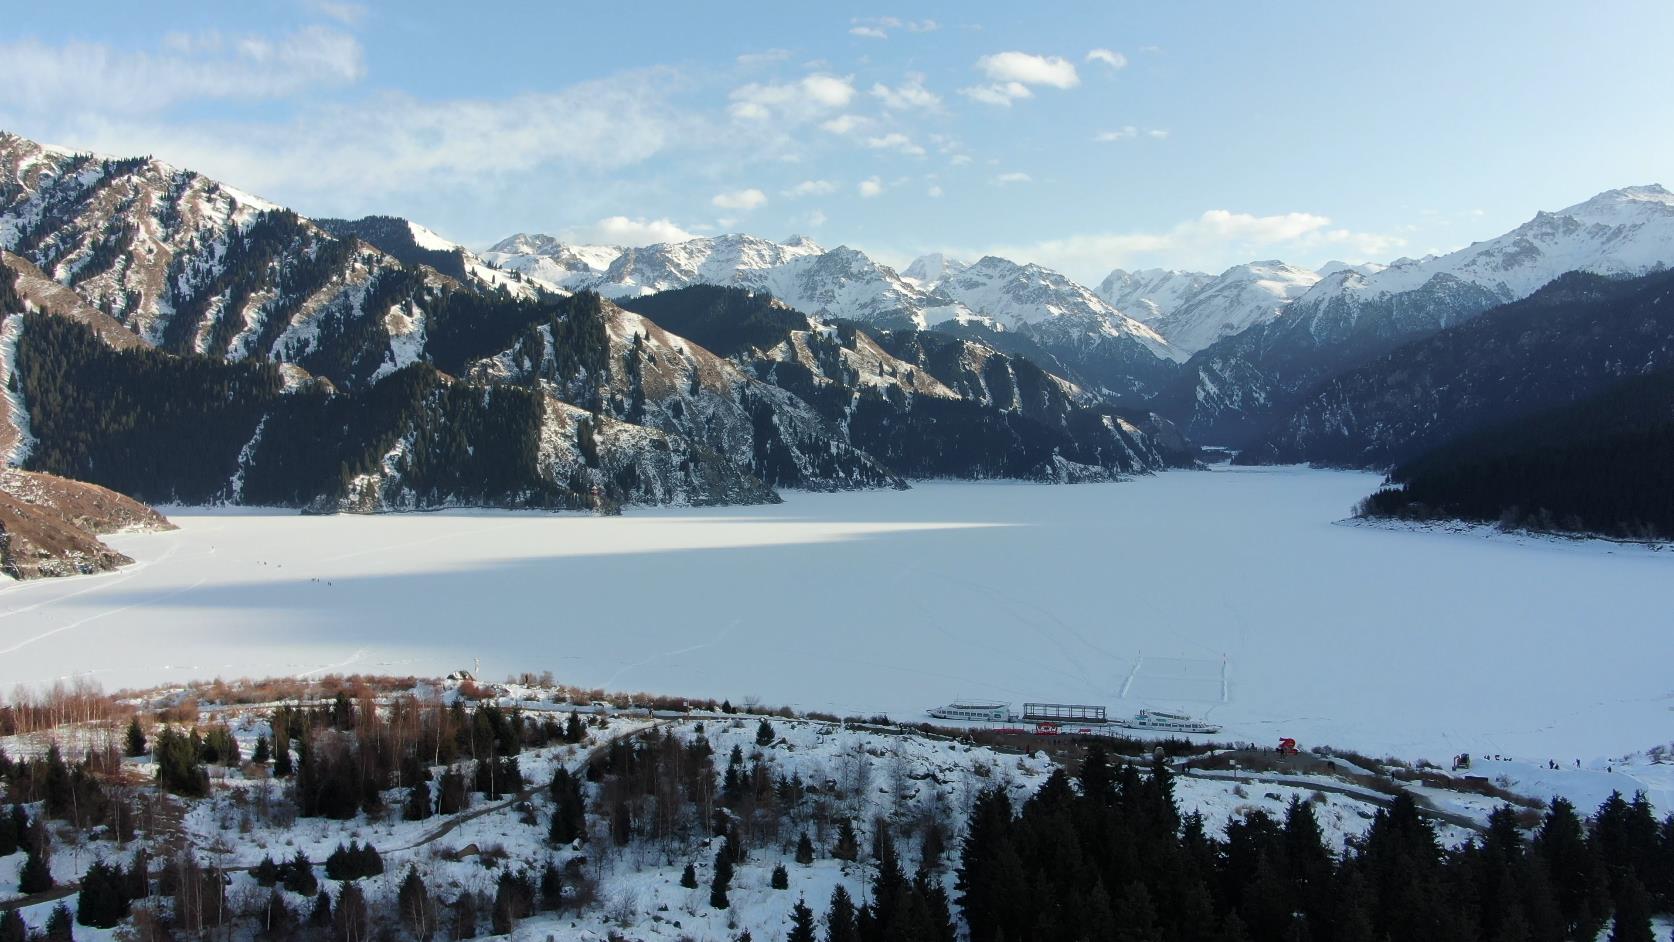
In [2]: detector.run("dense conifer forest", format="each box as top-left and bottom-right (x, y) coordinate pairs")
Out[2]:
(955, 745), (1672, 942)
(1359, 368), (1674, 540)
(12, 315), (574, 509)
(15, 312), (284, 502)
(1241, 269), (1674, 469)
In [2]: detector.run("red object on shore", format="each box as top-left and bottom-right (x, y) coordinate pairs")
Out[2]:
(1278, 737), (1299, 756)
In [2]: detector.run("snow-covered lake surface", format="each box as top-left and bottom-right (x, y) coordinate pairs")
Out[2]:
(2, 466), (1670, 766)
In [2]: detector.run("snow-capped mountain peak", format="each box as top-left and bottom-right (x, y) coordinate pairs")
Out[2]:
(902, 252), (969, 288)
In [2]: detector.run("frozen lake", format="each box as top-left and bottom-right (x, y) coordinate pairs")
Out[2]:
(2, 466), (1670, 764)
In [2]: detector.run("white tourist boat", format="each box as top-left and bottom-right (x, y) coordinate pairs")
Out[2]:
(927, 700), (1012, 723)
(1112, 709), (1222, 735)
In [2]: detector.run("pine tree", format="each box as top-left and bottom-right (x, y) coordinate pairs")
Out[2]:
(272, 722), (293, 777)
(0, 909), (25, 942)
(711, 838), (734, 909)
(786, 897), (817, 942)
(756, 719), (776, 747)
(397, 867), (436, 942)
(539, 860), (564, 911)
(45, 903), (72, 942)
(833, 818), (860, 862)
(771, 863), (789, 889)
(404, 781), (433, 821)
(251, 735), (271, 765)
(124, 717), (148, 758)
(452, 891), (478, 940)
(1535, 796), (1610, 939)
(1113, 881), (1161, 942)
(549, 767), (586, 844)
(283, 850), (318, 896)
(42, 744), (73, 819)
(827, 885), (859, 942)
(20, 843), (54, 894)
(796, 832), (815, 865)
(310, 891), (332, 928)
(333, 881), (369, 942)
(680, 863), (698, 889)
(1609, 875), (1654, 942)
(75, 860), (130, 928)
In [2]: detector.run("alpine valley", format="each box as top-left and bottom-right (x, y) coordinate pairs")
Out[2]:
(3, 128), (1674, 565)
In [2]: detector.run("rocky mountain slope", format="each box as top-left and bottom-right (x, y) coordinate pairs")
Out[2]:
(1238, 268), (1674, 468)
(1166, 185), (1674, 443)
(482, 234), (1185, 397)
(619, 285), (1195, 479)
(1096, 266), (1213, 323)
(1141, 260), (1319, 355)
(0, 467), (173, 578)
(0, 132), (1194, 515)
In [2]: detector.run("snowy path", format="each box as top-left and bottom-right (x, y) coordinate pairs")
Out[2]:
(0, 467), (1669, 768)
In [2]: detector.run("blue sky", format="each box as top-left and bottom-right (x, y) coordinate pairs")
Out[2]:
(3, 1), (1672, 281)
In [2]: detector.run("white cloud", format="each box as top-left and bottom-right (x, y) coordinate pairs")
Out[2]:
(858, 176), (884, 198)
(37, 71), (684, 202)
(1085, 48), (1127, 70)
(561, 216), (696, 246)
(927, 184), (944, 198)
(711, 187), (768, 211)
(736, 49), (792, 66)
(1095, 126), (1168, 142)
(0, 28), (365, 114)
(807, 209), (828, 228)
(782, 179), (835, 198)
(819, 113), (871, 135)
(981, 209), (1405, 282)
(993, 171), (1032, 184)
(960, 81), (1032, 107)
(949, 154), (974, 166)
(975, 52), (1079, 89)
(728, 73), (855, 122)
(865, 133), (926, 156)
(849, 17), (937, 39)
(870, 73), (941, 110)
(303, 0), (367, 24)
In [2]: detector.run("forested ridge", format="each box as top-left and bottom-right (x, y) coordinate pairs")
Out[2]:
(1358, 367), (1674, 540)
(12, 314), (581, 509)
(1240, 269), (1674, 469)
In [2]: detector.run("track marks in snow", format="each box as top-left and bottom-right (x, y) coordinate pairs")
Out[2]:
(597, 618), (742, 691)
(0, 575), (208, 657)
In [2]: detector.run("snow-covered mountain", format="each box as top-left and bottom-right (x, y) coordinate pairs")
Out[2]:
(1095, 267), (1213, 322)
(1171, 184), (1674, 442)
(0, 131), (1193, 513)
(1126, 261), (1319, 356)
(481, 235), (1190, 368)
(481, 234), (622, 292)
(901, 251), (969, 288)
